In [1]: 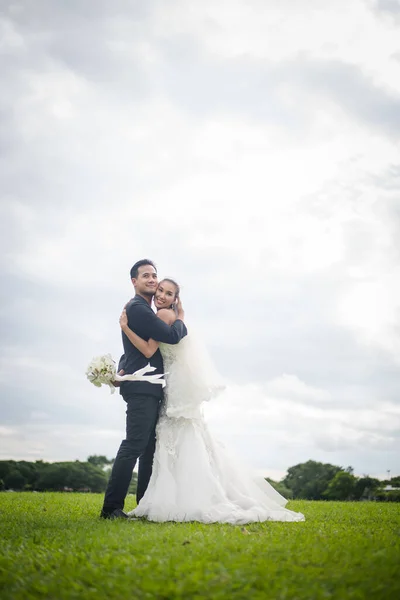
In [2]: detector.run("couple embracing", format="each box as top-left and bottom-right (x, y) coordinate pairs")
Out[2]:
(100, 259), (304, 524)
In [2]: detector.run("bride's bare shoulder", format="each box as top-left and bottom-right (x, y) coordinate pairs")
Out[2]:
(156, 308), (177, 325)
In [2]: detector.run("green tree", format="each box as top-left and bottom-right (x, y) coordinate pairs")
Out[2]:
(354, 476), (380, 500)
(87, 455), (114, 468)
(78, 463), (108, 492)
(375, 489), (400, 502)
(323, 471), (356, 500)
(17, 461), (40, 490)
(36, 463), (72, 491)
(0, 460), (41, 490)
(0, 461), (16, 481)
(265, 478), (293, 499)
(4, 470), (27, 490)
(382, 475), (400, 487)
(283, 460), (342, 500)
(36, 462), (107, 492)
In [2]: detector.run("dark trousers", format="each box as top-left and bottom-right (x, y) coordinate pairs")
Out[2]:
(102, 393), (161, 513)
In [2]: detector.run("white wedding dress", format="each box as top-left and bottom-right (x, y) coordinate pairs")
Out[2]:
(130, 336), (305, 524)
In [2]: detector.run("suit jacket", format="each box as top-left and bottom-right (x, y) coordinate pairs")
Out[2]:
(118, 295), (187, 398)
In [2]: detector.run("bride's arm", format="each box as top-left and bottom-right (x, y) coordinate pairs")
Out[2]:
(120, 309), (159, 358)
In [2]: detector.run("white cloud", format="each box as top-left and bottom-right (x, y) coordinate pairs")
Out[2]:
(155, 0), (400, 92)
(205, 376), (400, 477)
(336, 272), (400, 360)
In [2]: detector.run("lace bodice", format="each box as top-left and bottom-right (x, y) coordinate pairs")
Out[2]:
(158, 341), (181, 371)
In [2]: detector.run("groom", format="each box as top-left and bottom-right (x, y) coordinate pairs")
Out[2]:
(100, 259), (187, 519)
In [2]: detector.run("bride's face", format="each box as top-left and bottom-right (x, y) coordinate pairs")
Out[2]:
(154, 281), (177, 309)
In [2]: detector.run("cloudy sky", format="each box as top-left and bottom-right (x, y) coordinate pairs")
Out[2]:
(1, 0), (400, 481)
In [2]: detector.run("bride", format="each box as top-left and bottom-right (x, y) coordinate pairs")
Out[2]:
(119, 278), (304, 524)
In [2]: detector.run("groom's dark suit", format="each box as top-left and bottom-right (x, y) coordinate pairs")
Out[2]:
(102, 295), (187, 515)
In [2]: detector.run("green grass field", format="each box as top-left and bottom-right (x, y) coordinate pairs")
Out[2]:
(0, 493), (399, 600)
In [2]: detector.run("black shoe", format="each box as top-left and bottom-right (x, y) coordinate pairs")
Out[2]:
(100, 508), (129, 520)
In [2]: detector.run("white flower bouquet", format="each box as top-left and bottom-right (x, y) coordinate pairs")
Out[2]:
(86, 354), (117, 393)
(86, 354), (167, 394)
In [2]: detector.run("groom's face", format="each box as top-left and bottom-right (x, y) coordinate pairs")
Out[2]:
(132, 264), (158, 297)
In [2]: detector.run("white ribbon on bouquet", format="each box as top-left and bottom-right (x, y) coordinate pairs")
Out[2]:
(114, 364), (168, 389)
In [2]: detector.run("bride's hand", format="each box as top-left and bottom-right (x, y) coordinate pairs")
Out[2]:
(119, 308), (128, 330)
(175, 297), (185, 321)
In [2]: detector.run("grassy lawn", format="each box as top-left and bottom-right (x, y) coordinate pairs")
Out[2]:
(0, 493), (399, 599)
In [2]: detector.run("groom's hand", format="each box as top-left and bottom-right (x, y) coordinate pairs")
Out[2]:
(112, 369), (125, 387)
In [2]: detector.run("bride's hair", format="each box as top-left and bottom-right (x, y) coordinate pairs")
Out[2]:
(160, 278), (180, 299)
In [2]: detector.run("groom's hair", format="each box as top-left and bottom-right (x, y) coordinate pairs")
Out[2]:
(130, 259), (157, 280)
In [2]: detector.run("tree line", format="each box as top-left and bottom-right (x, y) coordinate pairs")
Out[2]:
(268, 460), (400, 502)
(0, 457), (398, 501)
(0, 456), (137, 495)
